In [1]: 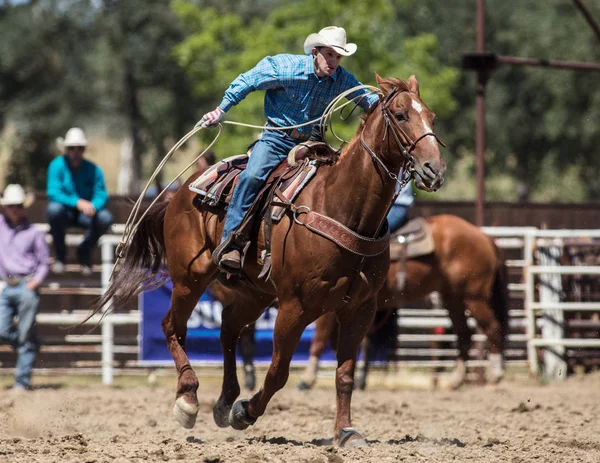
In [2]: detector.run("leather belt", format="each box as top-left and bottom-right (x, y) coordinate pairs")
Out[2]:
(267, 121), (310, 142)
(4, 274), (33, 286)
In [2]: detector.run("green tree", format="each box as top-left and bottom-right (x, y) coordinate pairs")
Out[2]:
(0, 0), (98, 188)
(396, 0), (600, 201)
(173, 0), (459, 156)
(1, 0), (198, 194)
(94, 0), (198, 194)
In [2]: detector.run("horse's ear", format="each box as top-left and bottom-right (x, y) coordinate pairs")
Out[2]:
(375, 72), (395, 97)
(408, 75), (420, 96)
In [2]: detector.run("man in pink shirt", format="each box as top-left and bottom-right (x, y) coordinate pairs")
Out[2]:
(0, 184), (49, 391)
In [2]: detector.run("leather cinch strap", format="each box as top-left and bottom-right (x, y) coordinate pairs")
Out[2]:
(294, 209), (390, 257)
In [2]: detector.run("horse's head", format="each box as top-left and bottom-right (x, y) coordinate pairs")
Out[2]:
(373, 74), (446, 192)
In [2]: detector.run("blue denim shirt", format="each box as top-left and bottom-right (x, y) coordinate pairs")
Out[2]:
(218, 54), (380, 135)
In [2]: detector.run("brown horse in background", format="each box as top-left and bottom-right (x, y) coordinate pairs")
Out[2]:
(297, 214), (510, 390)
(92, 75), (446, 447)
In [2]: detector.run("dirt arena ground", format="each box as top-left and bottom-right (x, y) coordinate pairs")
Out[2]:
(1, 368), (599, 463)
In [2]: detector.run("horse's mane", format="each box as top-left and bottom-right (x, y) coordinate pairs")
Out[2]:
(328, 78), (411, 164)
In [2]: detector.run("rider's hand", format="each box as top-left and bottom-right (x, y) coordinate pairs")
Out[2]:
(195, 107), (225, 129)
(76, 199), (96, 217)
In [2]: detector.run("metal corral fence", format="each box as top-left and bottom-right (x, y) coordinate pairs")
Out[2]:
(394, 227), (600, 382)
(11, 225), (600, 384)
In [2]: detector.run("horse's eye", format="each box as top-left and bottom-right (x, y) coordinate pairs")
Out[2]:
(395, 112), (407, 121)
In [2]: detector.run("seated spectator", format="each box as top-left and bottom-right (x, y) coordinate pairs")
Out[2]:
(387, 181), (415, 234)
(46, 127), (113, 275)
(0, 184), (49, 392)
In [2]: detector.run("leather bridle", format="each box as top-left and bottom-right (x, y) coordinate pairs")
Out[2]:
(360, 86), (446, 192)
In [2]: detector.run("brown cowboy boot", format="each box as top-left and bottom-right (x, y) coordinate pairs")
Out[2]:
(219, 248), (241, 270)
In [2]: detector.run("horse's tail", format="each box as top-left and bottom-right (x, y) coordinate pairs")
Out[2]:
(89, 200), (169, 320)
(490, 246), (510, 351)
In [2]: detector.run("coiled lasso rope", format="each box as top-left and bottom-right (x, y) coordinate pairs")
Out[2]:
(112, 84), (382, 280)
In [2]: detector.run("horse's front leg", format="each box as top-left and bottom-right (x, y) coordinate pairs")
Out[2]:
(229, 298), (308, 430)
(334, 298), (377, 447)
(162, 282), (206, 429)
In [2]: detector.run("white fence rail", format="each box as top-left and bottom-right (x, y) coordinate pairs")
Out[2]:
(26, 224), (600, 383)
(31, 226), (129, 384)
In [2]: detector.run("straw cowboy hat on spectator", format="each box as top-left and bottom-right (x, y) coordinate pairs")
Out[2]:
(0, 184), (35, 208)
(56, 127), (88, 152)
(303, 26), (357, 56)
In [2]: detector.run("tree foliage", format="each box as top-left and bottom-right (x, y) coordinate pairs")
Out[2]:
(173, 0), (460, 155)
(1, 0), (598, 201)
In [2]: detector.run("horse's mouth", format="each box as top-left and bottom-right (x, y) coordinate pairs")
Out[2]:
(413, 170), (444, 193)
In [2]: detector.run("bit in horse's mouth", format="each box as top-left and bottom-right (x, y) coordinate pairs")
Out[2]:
(413, 171), (437, 192)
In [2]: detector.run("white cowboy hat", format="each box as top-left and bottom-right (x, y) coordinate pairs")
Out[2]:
(0, 184), (35, 208)
(63, 127), (88, 147)
(304, 26), (357, 57)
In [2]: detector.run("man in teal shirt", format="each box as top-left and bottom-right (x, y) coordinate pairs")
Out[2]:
(46, 127), (113, 275)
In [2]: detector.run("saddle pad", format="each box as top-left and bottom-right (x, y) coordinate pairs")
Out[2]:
(271, 161), (318, 222)
(189, 153), (318, 220)
(189, 154), (248, 207)
(390, 217), (435, 259)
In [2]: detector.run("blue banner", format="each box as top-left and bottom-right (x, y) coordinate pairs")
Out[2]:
(139, 280), (336, 365)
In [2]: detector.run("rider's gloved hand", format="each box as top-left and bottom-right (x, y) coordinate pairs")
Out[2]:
(195, 107), (225, 129)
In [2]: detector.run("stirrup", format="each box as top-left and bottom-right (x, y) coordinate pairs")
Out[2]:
(213, 233), (249, 274)
(220, 249), (242, 269)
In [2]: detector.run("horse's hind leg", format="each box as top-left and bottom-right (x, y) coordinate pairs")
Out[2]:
(298, 311), (338, 390)
(445, 296), (472, 390)
(239, 323), (256, 392)
(162, 279), (209, 429)
(229, 298), (309, 430)
(465, 299), (505, 384)
(213, 293), (269, 428)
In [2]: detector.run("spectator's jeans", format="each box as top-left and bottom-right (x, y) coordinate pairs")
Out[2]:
(46, 202), (113, 265)
(0, 281), (40, 388)
(221, 130), (297, 243)
(387, 204), (411, 234)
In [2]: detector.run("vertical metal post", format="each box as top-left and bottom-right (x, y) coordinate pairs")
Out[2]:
(100, 239), (113, 294)
(102, 318), (114, 385)
(525, 264), (538, 375)
(475, 0), (486, 226)
(100, 239), (115, 384)
(538, 239), (566, 381)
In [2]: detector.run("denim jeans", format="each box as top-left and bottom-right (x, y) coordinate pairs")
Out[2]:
(47, 202), (113, 265)
(221, 129), (298, 243)
(387, 204), (411, 234)
(0, 281), (40, 388)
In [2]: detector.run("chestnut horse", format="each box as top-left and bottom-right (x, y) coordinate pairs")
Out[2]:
(93, 75), (445, 447)
(297, 215), (510, 390)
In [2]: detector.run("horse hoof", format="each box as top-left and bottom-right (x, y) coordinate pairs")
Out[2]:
(337, 427), (367, 448)
(296, 380), (312, 391)
(213, 398), (232, 428)
(228, 399), (257, 430)
(173, 396), (199, 429)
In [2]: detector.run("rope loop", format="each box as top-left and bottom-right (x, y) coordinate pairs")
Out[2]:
(111, 85), (382, 281)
